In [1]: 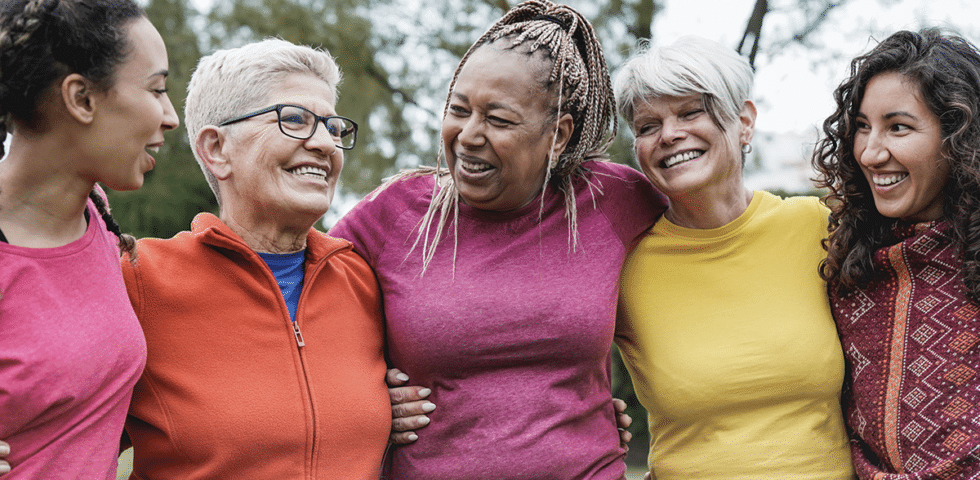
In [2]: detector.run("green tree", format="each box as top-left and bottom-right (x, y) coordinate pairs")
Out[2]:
(105, 0), (216, 239)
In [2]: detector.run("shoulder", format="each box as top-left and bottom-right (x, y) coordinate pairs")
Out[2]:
(760, 192), (829, 221)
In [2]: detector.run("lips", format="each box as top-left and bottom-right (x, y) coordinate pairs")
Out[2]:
(872, 173), (908, 186)
(661, 150), (704, 168)
(287, 165), (329, 180)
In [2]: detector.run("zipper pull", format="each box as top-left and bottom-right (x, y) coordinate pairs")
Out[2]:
(292, 320), (305, 347)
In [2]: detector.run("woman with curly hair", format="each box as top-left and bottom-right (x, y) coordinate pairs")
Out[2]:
(813, 28), (980, 478)
(0, 0), (178, 477)
(330, 1), (666, 477)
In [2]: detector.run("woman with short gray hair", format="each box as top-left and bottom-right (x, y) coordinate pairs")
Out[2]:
(613, 36), (855, 479)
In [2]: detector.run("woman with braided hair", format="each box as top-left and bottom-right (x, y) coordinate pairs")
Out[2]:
(0, 0), (178, 477)
(330, 0), (666, 477)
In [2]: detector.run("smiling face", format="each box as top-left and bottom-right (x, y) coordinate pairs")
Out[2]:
(630, 94), (751, 201)
(220, 73), (343, 226)
(442, 44), (570, 212)
(89, 17), (179, 191)
(854, 72), (949, 222)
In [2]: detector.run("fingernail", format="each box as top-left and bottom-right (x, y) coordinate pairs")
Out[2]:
(422, 402), (436, 413)
(407, 433), (418, 441)
(418, 416), (431, 426)
(0, 443), (8, 455)
(396, 373), (409, 382)
(418, 388), (431, 397)
(0, 463), (9, 474)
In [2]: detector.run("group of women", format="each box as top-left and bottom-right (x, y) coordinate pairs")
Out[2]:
(0, 0), (977, 479)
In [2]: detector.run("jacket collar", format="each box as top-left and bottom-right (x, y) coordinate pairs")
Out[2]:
(189, 212), (351, 264)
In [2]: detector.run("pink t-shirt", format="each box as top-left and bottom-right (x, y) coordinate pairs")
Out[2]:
(0, 197), (146, 479)
(331, 161), (666, 479)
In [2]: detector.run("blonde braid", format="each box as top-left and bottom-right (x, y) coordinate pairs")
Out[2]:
(396, 0), (615, 274)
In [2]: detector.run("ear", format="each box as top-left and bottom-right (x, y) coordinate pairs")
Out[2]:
(61, 73), (97, 124)
(738, 100), (758, 145)
(549, 112), (575, 159)
(196, 126), (233, 181)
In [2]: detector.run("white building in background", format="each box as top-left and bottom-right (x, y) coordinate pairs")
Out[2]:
(745, 130), (823, 194)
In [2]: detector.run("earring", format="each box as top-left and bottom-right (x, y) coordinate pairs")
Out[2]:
(741, 143), (753, 154)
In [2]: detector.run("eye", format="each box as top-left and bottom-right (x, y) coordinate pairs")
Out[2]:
(854, 119), (870, 131)
(487, 115), (513, 127)
(682, 109), (703, 119)
(890, 123), (911, 133)
(636, 123), (660, 136)
(448, 104), (469, 116)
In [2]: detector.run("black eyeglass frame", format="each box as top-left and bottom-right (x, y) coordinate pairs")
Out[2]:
(218, 103), (358, 150)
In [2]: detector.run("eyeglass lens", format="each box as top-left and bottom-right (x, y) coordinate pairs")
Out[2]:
(278, 105), (356, 148)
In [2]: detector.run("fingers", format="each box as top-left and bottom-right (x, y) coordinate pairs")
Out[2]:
(386, 371), (435, 445)
(0, 441), (9, 474)
(385, 368), (410, 387)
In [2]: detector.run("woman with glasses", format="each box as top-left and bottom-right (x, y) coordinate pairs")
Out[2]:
(119, 38), (389, 479)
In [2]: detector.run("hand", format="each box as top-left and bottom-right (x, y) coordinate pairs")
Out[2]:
(612, 398), (632, 451)
(387, 368), (436, 444)
(0, 440), (10, 474)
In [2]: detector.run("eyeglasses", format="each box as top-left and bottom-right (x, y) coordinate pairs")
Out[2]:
(218, 104), (358, 150)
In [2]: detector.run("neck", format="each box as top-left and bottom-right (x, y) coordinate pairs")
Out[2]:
(665, 183), (754, 230)
(0, 133), (95, 247)
(219, 208), (311, 254)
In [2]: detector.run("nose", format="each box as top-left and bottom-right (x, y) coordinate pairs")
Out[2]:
(305, 123), (340, 156)
(161, 94), (179, 130)
(659, 117), (685, 146)
(457, 116), (486, 148)
(856, 130), (889, 168)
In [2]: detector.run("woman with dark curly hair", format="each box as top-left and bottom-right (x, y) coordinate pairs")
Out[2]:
(0, 0), (178, 477)
(813, 28), (980, 479)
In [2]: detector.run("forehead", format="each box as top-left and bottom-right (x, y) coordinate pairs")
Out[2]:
(632, 94), (703, 118)
(860, 72), (929, 112)
(115, 17), (168, 80)
(453, 45), (553, 108)
(262, 73), (337, 112)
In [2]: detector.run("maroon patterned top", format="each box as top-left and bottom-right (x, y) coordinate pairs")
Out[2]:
(832, 220), (980, 480)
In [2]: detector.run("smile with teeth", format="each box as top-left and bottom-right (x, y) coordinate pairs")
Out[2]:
(662, 150), (703, 168)
(288, 165), (328, 180)
(872, 173), (908, 186)
(146, 146), (160, 154)
(459, 157), (494, 174)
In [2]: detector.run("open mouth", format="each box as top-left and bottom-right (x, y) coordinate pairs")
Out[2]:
(459, 157), (494, 174)
(662, 150), (704, 168)
(145, 146), (160, 154)
(872, 173), (908, 186)
(288, 165), (328, 180)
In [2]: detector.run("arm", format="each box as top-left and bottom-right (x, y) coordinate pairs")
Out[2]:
(386, 368), (436, 444)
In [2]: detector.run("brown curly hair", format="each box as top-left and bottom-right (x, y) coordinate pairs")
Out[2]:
(812, 28), (980, 301)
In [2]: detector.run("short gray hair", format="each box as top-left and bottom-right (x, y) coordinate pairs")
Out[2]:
(614, 36), (753, 132)
(185, 38), (341, 205)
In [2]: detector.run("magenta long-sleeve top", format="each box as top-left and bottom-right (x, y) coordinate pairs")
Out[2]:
(330, 160), (666, 479)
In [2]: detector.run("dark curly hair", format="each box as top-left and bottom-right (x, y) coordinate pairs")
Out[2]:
(812, 28), (980, 301)
(0, 0), (146, 257)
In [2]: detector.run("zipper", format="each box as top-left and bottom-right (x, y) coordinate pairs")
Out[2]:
(291, 319), (305, 347)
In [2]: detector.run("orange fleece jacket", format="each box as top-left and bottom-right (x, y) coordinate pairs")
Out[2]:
(122, 213), (390, 479)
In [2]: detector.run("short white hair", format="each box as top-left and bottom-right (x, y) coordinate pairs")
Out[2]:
(185, 38), (341, 205)
(614, 36), (753, 132)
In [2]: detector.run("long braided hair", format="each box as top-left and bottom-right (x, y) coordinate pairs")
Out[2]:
(395, 0), (615, 274)
(812, 28), (980, 301)
(0, 0), (145, 257)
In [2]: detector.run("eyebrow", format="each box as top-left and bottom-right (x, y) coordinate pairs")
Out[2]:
(855, 110), (920, 121)
(452, 93), (520, 116)
(149, 69), (170, 79)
